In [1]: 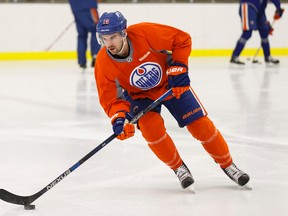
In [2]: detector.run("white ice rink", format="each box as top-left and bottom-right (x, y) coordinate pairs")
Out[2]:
(0, 57), (288, 216)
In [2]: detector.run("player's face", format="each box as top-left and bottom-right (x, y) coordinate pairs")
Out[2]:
(101, 33), (125, 55)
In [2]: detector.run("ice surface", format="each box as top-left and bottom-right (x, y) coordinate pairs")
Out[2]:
(0, 57), (288, 216)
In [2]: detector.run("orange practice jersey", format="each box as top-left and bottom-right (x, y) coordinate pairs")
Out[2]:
(95, 22), (192, 118)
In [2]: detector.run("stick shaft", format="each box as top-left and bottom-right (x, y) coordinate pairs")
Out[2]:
(0, 89), (172, 206)
(45, 21), (74, 52)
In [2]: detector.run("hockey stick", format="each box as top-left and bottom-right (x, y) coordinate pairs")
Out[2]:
(252, 19), (276, 64)
(44, 20), (75, 52)
(0, 89), (173, 207)
(251, 46), (262, 64)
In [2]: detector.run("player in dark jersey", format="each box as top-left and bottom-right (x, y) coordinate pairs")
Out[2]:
(230, 0), (284, 65)
(69, 0), (101, 69)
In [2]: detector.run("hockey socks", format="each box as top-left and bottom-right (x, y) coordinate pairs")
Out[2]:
(139, 112), (182, 170)
(187, 116), (232, 168)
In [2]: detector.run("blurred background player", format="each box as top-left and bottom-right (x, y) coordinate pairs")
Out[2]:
(69, 0), (101, 69)
(230, 0), (284, 65)
(94, 11), (250, 190)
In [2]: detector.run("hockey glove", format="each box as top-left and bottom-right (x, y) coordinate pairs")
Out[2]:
(266, 21), (274, 35)
(167, 63), (190, 99)
(274, 8), (284, 20)
(111, 111), (135, 140)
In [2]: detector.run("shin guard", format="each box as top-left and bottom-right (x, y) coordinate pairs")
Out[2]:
(139, 112), (182, 170)
(187, 116), (232, 168)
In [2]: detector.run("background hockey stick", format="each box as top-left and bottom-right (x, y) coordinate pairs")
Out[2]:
(252, 19), (276, 64)
(0, 89), (172, 207)
(44, 20), (74, 52)
(251, 46), (262, 64)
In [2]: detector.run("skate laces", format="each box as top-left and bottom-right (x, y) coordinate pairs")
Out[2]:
(223, 163), (250, 186)
(174, 164), (192, 181)
(224, 163), (244, 180)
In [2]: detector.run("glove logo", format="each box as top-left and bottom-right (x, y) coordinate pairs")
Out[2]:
(130, 62), (162, 90)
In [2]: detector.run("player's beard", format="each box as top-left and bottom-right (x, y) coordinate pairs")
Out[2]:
(116, 38), (126, 55)
(108, 38), (127, 56)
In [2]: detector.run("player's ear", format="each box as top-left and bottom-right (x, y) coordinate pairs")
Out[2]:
(121, 29), (127, 38)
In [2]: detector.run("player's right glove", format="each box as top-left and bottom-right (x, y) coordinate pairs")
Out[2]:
(111, 111), (135, 140)
(167, 62), (190, 99)
(266, 21), (274, 35)
(274, 8), (284, 20)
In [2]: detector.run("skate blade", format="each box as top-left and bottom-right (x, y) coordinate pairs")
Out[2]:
(240, 184), (252, 190)
(187, 185), (196, 193)
(252, 60), (261, 64)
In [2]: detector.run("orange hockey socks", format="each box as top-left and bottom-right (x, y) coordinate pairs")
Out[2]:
(139, 112), (182, 170)
(187, 116), (232, 168)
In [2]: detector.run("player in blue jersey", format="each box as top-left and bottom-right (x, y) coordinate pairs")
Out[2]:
(230, 0), (284, 65)
(69, 0), (101, 69)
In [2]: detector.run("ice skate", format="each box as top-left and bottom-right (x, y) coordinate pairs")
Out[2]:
(174, 162), (195, 191)
(79, 63), (86, 68)
(230, 56), (245, 65)
(265, 56), (279, 64)
(222, 163), (250, 188)
(79, 64), (87, 73)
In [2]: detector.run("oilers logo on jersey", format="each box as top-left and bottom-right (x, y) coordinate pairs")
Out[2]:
(130, 62), (162, 90)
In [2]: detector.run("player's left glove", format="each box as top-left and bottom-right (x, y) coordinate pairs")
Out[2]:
(274, 8), (284, 20)
(111, 111), (135, 140)
(167, 62), (190, 99)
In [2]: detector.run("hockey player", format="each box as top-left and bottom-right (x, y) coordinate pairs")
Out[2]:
(68, 0), (101, 69)
(230, 0), (284, 65)
(95, 11), (250, 189)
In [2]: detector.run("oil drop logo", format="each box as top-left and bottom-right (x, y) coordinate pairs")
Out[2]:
(130, 62), (162, 90)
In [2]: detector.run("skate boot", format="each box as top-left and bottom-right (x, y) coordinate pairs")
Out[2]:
(174, 162), (194, 189)
(222, 163), (250, 186)
(265, 56), (279, 64)
(79, 64), (87, 69)
(230, 56), (245, 65)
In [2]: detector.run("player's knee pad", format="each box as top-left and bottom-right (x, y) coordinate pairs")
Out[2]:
(139, 112), (166, 142)
(240, 30), (252, 42)
(260, 36), (269, 44)
(186, 116), (216, 142)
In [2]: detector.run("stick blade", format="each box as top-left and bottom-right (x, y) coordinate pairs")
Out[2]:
(252, 59), (262, 64)
(0, 189), (30, 205)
